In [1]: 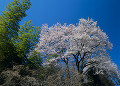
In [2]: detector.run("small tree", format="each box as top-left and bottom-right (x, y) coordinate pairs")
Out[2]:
(83, 56), (120, 85)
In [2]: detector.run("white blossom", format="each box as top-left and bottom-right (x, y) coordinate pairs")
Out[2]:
(36, 18), (119, 84)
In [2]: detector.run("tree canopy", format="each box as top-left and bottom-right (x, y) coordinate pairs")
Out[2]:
(37, 18), (112, 72)
(36, 18), (120, 85)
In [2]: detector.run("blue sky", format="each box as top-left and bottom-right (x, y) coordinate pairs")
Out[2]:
(0, 0), (120, 69)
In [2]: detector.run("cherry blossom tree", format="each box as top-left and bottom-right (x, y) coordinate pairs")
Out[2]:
(36, 18), (113, 74)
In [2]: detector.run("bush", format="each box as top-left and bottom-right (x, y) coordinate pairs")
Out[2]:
(0, 65), (39, 86)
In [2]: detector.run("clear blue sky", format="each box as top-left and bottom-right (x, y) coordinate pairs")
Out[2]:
(0, 0), (120, 69)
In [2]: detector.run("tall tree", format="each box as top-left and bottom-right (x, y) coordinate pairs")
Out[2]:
(0, 0), (41, 71)
(37, 18), (112, 73)
(36, 18), (120, 84)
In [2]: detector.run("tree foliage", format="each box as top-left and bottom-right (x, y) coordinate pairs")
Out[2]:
(13, 20), (40, 63)
(0, 0), (41, 71)
(0, 0), (31, 69)
(27, 50), (42, 69)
